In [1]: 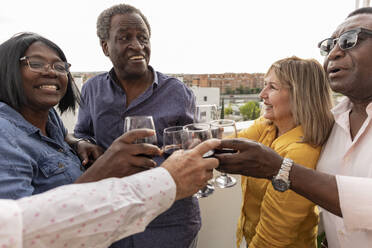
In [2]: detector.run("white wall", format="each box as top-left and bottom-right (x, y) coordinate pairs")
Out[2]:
(198, 176), (246, 248)
(58, 76), (83, 132)
(191, 86), (220, 106)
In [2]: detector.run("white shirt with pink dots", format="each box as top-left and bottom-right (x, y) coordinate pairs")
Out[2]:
(0, 167), (176, 248)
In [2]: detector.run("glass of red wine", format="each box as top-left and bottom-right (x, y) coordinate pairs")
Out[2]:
(210, 119), (237, 188)
(182, 123), (214, 198)
(163, 126), (184, 159)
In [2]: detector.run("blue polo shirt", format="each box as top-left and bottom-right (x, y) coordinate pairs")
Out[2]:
(74, 67), (199, 248)
(0, 102), (83, 199)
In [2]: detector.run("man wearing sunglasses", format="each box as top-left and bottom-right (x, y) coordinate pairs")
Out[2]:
(217, 7), (372, 248)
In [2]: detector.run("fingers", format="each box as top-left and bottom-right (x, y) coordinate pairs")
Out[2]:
(130, 155), (157, 169)
(131, 143), (162, 157)
(202, 157), (219, 171)
(205, 168), (214, 181)
(121, 129), (156, 144)
(218, 138), (253, 151)
(217, 163), (245, 175)
(91, 148), (104, 160)
(79, 152), (89, 166)
(215, 152), (247, 166)
(190, 139), (221, 156)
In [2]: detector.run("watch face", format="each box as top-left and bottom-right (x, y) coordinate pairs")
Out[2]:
(272, 179), (289, 192)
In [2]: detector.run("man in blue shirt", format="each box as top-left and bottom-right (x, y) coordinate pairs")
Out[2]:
(74, 3), (198, 248)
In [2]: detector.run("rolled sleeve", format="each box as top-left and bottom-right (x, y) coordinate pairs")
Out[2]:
(337, 175), (372, 231)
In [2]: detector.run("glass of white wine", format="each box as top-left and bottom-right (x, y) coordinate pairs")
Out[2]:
(182, 123), (214, 198)
(194, 104), (219, 197)
(210, 119), (237, 188)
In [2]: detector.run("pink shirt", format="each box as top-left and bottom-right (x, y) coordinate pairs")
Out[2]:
(317, 97), (372, 248)
(0, 167), (175, 248)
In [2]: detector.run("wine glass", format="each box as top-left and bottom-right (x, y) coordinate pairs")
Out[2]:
(194, 104), (219, 196)
(210, 119), (237, 188)
(163, 126), (184, 159)
(182, 123), (214, 198)
(123, 116), (157, 145)
(195, 104), (219, 123)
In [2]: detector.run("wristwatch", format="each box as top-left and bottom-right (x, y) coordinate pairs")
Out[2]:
(272, 157), (293, 192)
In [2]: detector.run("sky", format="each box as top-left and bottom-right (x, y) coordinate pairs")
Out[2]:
(0, 0), (364, 74)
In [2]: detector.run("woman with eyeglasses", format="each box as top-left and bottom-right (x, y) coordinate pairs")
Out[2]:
(0, 32), (164, 199)
(234, 57), (334, 248)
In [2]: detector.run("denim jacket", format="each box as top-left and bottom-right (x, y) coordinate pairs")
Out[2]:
(0, 102), (83, 199)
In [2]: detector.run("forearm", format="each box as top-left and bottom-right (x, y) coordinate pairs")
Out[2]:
(290, 164), (341, 217)
(19, 168), (175, 247)
(0, 200), (22, 248)
(65, 133), (79, 147)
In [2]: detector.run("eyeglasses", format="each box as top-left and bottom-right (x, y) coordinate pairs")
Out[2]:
(318, 28), (372, 56)
(19, 56), (71, 75)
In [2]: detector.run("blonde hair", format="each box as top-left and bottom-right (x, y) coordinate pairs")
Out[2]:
(266, 56), (334, 146)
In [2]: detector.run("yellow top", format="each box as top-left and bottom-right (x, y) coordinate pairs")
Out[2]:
(236, 117), (320, 248)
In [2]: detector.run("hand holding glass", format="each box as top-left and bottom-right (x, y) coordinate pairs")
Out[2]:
(123, 116), (157, 145)
(182, 123), (214, 198)
(163, 126), (184, 159)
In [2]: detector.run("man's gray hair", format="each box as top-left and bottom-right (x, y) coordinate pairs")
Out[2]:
(96, 3), (151, 42)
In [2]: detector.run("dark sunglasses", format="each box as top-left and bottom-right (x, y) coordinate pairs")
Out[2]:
(318, 27), (372, 56)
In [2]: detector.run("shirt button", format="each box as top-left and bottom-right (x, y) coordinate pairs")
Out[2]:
(58, 163), (65, 169)
(58, 148), (64, 153)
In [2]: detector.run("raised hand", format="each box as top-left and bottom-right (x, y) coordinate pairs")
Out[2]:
(75, 129), (162, 183)
(162, 139), (220, 200)
(215, 138), (283, 179)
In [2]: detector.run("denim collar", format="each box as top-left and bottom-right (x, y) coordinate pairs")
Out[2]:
(0, 101), (57, 136)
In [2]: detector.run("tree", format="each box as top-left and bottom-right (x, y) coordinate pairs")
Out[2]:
(220, 98), (225, 119)
(224, 104), (233, 116)
(252, 88), (262, 94)
(239, 101), (261, 121)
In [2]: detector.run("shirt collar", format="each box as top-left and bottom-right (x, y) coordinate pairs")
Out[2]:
(331, 97), (352, 119)
(107, 66), (159, 89)
(0, 102), (39, 135)
(331, 97), (372, 119)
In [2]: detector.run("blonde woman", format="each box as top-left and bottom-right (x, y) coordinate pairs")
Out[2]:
(236, 56), (334, 247)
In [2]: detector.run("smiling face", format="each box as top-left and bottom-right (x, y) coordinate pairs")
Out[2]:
(101, 13), (151, 80)
(259, 70), (294, 129)
(20, 41), (68, 113)
(323, 14), (372, 102)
